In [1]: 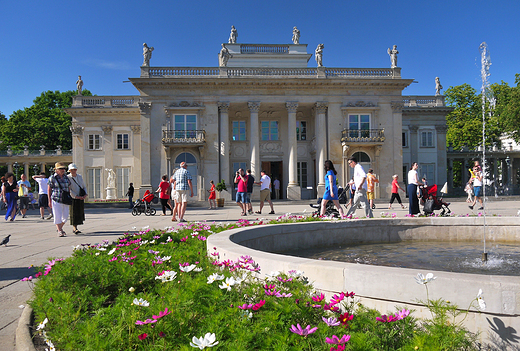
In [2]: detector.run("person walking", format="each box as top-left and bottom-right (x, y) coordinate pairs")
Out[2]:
(389, 174), (406, 209)
(234, 168), (249, 216)
(48, 162), (71, 236)
(156, 175), (173, 216)
(345, 156), (373, 218)
(17, 174), (31, 218)
(68, 163), (87, 234)
(366, 169), (379, 210)
(126, 183), (134, 209)
(320, 160), (345, 217)
(246, 169), (255, 214)
(207, 180), (216, 209)
(407, 162), (423, 216)
(33, 172), (52, 219)
(273, 178), (280, 199)
(170, 171), (179, 221)
(255, 170), (275, 215)
(469, 165), (484, 210)
(172, 162), (193, 222)
(2, 172), (19, 221)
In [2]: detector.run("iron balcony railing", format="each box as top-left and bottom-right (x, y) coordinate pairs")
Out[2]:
(162, 130), (206, 145)
(341, 129), (385, 143)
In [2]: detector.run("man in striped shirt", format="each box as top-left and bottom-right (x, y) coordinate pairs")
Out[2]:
(172, 162), (193, 222)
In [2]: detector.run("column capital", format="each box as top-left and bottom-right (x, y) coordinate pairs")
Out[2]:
(101, 125), (113, 135)
(435, 124), (448, 133)
(139, 102), (152, 115)
(408, 125), (419, 133)
(70, 124), (84, 136)
(391, 101), (404, 113)
(285, 101), (299, 113)
(130, 125), (141, 134)
(218, 101), (230, 113)
(248, 101), (260, 113)
(315, 101), (328, 113)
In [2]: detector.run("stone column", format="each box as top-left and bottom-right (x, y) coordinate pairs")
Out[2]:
(435, 125), (448, 187)
(23, 162), (29, 179)
(315, 102), (328, 197)
(70, 124), (85, 176)
(408, 125), (419, 164)
(218, 102), (231, 190)
(448, 158), (453, 193)
(286, 102), (301, 200)
(248, 102), (261, 178)
(138, 102), (153, 197)
(101, 125), (115, 199)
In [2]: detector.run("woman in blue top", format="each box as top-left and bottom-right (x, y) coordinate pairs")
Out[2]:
(320, 160), (345, 217)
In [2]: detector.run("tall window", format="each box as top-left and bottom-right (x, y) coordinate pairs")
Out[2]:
(420, 130), (434, 147)
(232, 121), (246, 141)
(297, 161), (308, 188)
(117, 168), (130, 198)
(87, 168), (101, 198)
(174, 114), (197, 138)
(117, 134), (129, 150)
(420, 163), (436, 184)
(88, 135), (101, 150)
(349, 114), (370, 138)
(402, 131), (408, 147)
(296, 121), (307, 141)
(261, 121), (278, 141)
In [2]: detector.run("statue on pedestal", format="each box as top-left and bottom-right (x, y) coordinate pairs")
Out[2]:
(435, 77), (443, 96)
(315, 44), (324, 67)
(387, 45), (399, 68)
(105, 168), (116, 188)
(76, 76), (83, 96)
(219, 44), (232, 67)
(228, 26), (238, 44)
(292, 26), (300, 44)
(142, 43), (154, 67)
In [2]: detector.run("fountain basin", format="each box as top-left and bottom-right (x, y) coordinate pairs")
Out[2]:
(207, 217), (520, 346)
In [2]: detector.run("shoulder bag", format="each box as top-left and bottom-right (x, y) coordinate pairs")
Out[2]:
(71, 176), (87, 197)
(56, 176), (73, 205)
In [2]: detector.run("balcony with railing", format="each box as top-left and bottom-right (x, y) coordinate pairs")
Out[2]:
(341, 129), (385, 144)
(162, 130), (206, 146)
(71, 96), (140, 108)
(403, 95), (445, 107)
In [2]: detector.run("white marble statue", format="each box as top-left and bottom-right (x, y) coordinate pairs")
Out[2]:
(105, 168), (116, 188)
(315, 44), (324, 67)
(142, 43), (154, 67)
(219, 44), (232, 67)
(76, 75), (83, 96)
(387, 45), (399, 68)
(435, 77), (443, 96)
(228, 26), (238, 44)
(292, 26), (300, 44)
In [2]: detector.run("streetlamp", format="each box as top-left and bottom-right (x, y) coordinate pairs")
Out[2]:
(33, 164), (41, 192)
(13, 162), (20, 179)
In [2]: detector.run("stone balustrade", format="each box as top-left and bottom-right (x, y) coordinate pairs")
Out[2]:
(161, 130), (206, 146)
(403, 95), (445, 107)
(240, 44), (290, 54)
(71, 96), (139, 108)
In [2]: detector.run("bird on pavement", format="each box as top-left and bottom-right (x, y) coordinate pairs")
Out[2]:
(1, 235), (11, 246)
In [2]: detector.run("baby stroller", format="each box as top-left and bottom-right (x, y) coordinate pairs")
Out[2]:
(310, 186), (349, 218)
(419, 184), (451, 216)
(131, 190), (157, 216)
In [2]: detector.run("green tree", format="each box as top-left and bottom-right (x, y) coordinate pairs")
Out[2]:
(498, 74), (520, 142)
(0, 90), (91, 151)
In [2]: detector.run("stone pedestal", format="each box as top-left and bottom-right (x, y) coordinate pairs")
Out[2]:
(106, 187), (117, 199)
(287, 185), (302, 200)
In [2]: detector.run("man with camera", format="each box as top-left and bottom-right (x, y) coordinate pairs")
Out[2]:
(234, 168), (249, 216)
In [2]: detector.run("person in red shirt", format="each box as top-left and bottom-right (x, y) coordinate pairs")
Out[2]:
(156, 175), (173, 215)
(207, 180), (216, 209)
(234, 169), (248, 216)
(389, 174), (406, 210)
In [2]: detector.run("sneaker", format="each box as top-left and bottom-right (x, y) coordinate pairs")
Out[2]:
(478, 207), (484, 210)
(179, 218), (187, 223)
(22, 214), (27, 218)
(469, 205), (474, 210)
(40, 216), (44, 220)
(255, 211), (262, 214)
(269, 211), (275, 214)
(46, 214), (53, 220)
(248, 210), (253, 214)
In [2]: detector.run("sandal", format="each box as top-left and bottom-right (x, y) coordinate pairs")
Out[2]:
(255, 211), (261, 214)
(58, 230), (66, 237)
(73, 230), (82, 234)
(171, 218), (177, 222)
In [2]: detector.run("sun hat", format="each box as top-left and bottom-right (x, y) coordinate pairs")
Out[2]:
(180, 162), (188, 167)
(68, 163), (78, 171)
(54, 162), (68, 170)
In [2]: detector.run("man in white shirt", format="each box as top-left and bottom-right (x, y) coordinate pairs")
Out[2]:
(33, 172), (52, 219)
(345, 156), (373, 218)
(255, 170), (275, 215)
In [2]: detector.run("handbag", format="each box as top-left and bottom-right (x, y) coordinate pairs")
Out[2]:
(71, 176), (87, 197)
(55, 176), (73, 205)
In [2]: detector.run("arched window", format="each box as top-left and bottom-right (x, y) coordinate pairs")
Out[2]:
(175, 153), (197, 164)
(174, 152), (197, 195)
(352, 151), (370, 163)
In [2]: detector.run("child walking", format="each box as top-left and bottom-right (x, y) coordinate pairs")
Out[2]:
(389, 174), (406, 210)
(207, 180), (216, 209)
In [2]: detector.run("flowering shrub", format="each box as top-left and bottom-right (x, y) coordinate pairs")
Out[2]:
(28, 218), (479, 350)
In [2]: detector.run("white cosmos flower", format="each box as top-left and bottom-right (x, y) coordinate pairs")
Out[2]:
(179, 264), (197, 273)
(190, 332), (219, 349)
(194, 267), (203, 272)
(37, 318), (48, 331)
(97, 247), (106, 251)
(155, 270), (177, 282)
(266, 271), (281, 279)
(141, 226), (149, 230)
(129, 287), (135, 293)
(161, 256), (171, 261)
(108, 248), (117, 255)
(207, 273), (225, 284)
(415, 273), (437, 285)
(219, 277), (236, 291)
(132, 298), (150, 307)
(477, 289), (486, 310)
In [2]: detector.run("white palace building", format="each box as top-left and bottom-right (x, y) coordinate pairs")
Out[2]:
(65, 37), (450, 201)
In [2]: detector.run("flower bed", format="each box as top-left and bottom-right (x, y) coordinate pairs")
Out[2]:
(26, 217), (480, 350)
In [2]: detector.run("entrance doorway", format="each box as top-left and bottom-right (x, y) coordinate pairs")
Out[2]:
(261, 161), (283, 199)
(175, 152), (197, 195)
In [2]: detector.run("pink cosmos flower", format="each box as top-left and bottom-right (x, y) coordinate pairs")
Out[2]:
(252, 300), (265, 311)
(265, 289), (279, 296)
(322, 316), (341, 327)
(326, 334), (351, 345)
(330, 293), (345, 306)
(323, 304), (339, 312)
(237, 303), (254, 310)
(376, 314), (397, 323)
(312, 293), (325, 302)
(264, 284), (276, 290)
(275, 292), (293, 298)
(330, 345), (346, 351)
(152, 307), (171, 319)
(289, 324), (318, 336)
(394, 309), (410, 320)
(277, 277), (293, 283)
(339, 313), (353, 326)
(135, 319), (157, 325)
(158, 331), (165, 338)
(138, 333), (148, 340)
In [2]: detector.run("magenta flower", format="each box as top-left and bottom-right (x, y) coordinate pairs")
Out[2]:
(264, 283), (276, 290)
(275, 292), (293, 298)
(326, 334), (351, 345)
(312, 293), (325, 302)
(376, 314), (397, 323)
(330, 345), (346, 351)
(237, 303), (253, 310)
(252, 300), (265, 311)
(339, 313), (354, 326)
(152, 307), (171, 319)
(135, 319), (157, 325)
(330, 292), (345, 306)
(289, 323), (318, 336)
(322, 316), (341, 327)
(323, 304), (339, 312)
(394, 309), (410, 320)
(138, 333), (148, 340)
(265, 289), (279, 296)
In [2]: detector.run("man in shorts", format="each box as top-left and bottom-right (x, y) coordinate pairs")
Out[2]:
(246, 169), (255, 214)
(366, 169), (379, 210)
(255, 170), (275, 215)
(234, 168), (249, 216)
(17, 174), (31, 218)
(33, 172), (51, 219)
(172, 162), (193, 222)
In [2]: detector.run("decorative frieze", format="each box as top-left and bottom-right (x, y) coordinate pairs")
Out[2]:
(408, 125), (419, 133)
(169, 101), (203, 107)
(260, 141), (283, 155)
(345, 101), (375, 107)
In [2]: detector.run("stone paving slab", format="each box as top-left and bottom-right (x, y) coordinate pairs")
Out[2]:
(0, 198), (518, 350)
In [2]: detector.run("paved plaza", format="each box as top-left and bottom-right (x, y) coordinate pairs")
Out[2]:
(1, 198), (519, 350)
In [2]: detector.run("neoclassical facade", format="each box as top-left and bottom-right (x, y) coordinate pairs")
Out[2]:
(65, 41), (449, 200)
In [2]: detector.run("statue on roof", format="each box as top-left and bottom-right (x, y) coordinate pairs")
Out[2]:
(315, 44), (324, 67)
(219, 44), (233, 67)
(387, 45), (398, 68)
(142, 43), (154, 67)
(435, 77), (443, 96)
(76, 75), (83, 96)
(228, 26), (238, 44)
(292, 27), (300, 44)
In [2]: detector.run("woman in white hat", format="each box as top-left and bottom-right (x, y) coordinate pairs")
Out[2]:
(67, 163), (87, 234)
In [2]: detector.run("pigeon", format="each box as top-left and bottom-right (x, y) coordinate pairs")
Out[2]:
(1, 235), (11, 246)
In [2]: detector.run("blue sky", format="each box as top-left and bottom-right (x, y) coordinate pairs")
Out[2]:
(1, 0), (519, 117)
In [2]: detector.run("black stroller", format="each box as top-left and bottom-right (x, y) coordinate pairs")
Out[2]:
(419, 184), (451, 216)
(310, 186), (349, 218)
(131, 190), (157, 216)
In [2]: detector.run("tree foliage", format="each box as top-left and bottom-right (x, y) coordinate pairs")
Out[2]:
(0, 90), (91, 151)
(497, 74), (520, 142)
